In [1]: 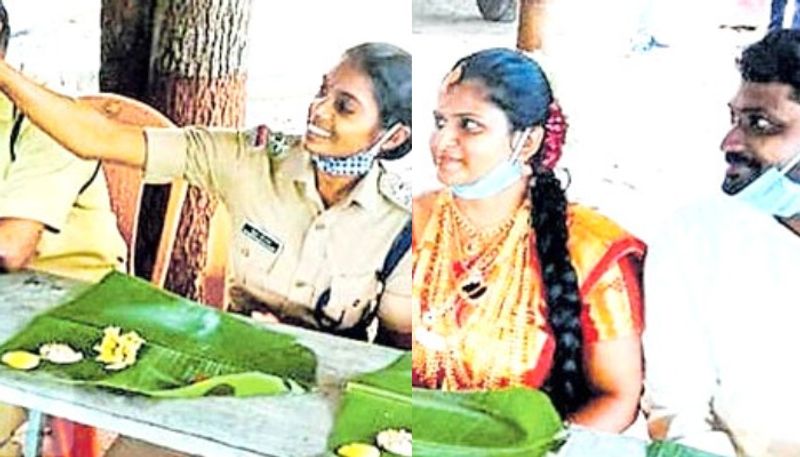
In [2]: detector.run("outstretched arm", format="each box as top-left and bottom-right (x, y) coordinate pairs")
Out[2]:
(0, 60), (147, 167)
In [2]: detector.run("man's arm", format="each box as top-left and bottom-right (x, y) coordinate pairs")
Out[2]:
(0, 218), (42, 271)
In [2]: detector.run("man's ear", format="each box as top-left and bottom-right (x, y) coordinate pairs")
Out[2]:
(517, 126), (544, 163)
(380, 125), (411, 151)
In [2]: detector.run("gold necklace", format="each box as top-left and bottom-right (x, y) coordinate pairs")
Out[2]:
(449, 198), (518, 258)
(448, 193), (522, 304)
(412, 191), (544, 391)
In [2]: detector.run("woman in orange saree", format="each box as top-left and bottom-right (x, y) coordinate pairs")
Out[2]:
(412, 48), (645, 432)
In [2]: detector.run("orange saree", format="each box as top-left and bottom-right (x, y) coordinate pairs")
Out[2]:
(412, 190), (645, 391)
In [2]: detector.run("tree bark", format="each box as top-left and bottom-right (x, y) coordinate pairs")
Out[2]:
(100, 0), (162, 276)
(517, 0), (548, 51)
(100, 0), (250, 306)
(147, 0), (251, 304)
(100, 0), (153, 98)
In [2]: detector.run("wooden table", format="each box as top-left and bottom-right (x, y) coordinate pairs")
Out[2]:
(0, 272), (404, 457)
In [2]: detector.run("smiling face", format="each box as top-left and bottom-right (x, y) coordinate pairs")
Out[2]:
(304, 59), (382, 157)
(430, 79), (519, 186)
(721, 81), (800, 194)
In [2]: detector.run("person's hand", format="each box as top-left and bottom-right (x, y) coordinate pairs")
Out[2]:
(228, 285), (278, 321)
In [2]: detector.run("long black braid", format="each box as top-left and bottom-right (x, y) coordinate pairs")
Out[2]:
(532, 165), (591, 416)
(454, 48), (591, 417)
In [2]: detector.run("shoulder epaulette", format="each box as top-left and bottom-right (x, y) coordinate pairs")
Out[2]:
(379, 171), (411, 212)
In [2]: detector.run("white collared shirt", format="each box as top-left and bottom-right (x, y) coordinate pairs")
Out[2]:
(643, 195), (800, 456)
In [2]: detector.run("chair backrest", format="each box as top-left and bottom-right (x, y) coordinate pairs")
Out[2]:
(78, 94), (186, 288)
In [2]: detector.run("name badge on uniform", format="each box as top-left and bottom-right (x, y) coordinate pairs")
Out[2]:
(241, 221), (282, 254)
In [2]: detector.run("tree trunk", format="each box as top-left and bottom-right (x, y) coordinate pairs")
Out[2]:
(517, 0), (548, 51)
(100, 0), (163, 277)
(147, 0), (251, 304)
(100, 1), (153, 98)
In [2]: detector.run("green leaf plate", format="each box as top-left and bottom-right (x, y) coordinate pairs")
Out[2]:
(328, 353), (564, 457)
(0, 272), (316, 397)
(647, 440), (728, 457)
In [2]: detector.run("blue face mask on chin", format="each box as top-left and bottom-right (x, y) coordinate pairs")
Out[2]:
(310, 124), (401, 176)
(735, 151), (800, 218)
(451, 128), (532, 200)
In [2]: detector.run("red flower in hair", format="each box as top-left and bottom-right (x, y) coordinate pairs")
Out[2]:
(541, 102), (567, 170)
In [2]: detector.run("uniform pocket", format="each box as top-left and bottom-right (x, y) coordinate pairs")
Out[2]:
(231, 220), (283, 292)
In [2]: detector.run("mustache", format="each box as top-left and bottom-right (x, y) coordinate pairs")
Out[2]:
(433, 153), (458, 163)
(725, 152), (761, 169)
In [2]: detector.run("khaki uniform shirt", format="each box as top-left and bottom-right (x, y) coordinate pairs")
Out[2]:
(143, 127), (411, 335)
(0, 95), (126, 282)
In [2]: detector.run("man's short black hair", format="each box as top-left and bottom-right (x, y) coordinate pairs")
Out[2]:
(740, 29), (800, 101)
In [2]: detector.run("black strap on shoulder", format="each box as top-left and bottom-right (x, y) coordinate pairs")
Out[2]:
(313, 217), (412, 339)
(377, 218), (412, 284)
(358, 217), (412, 330)
(8, 106), (100, 197)
(9, 108), (23, 162)
(78, 162), (102, 195)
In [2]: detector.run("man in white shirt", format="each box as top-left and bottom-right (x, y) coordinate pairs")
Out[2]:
(643, 29), (800, 457)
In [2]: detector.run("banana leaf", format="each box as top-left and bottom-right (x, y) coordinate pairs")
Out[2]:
(412, 388), (564, 457)
(647, 441), (727, 457)
(328, 353), (411, 455)
(0, 271), (316, 397)
(328, 353), (564, 457)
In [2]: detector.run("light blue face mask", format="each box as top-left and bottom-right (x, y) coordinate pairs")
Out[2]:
(451, 128), (531, 200)
(735, 150), (800, 218)
(310, 124), (401, 176)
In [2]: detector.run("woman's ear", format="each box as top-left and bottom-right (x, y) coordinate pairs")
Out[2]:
(518, 125), (544, 163)
(380, 124), (411, 151)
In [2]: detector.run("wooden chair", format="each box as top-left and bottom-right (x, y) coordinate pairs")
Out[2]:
(78, 94), (187, 288)
(81, 93), (231, 302)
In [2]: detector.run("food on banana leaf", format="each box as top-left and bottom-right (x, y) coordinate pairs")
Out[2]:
(336, 442), (381, 457)
(94, 326), (146, 371)
(39, 343), (83, 364)
(376, 428), (412, 456)
(1, 350), (41, 370)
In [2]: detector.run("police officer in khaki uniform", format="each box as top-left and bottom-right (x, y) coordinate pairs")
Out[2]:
(0, 93), (127, 282)
(147, 126), (411, 338)
(0, 2), (126, 455)
(0, 42), (412, 350)
(0, 19), (125, 282)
